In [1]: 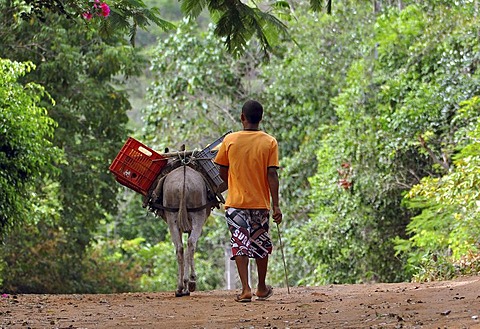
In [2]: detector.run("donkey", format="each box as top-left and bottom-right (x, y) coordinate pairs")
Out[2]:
(150, 164), (212, 297)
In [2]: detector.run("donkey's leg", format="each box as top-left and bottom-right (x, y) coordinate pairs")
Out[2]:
(165, 212), (188, 297)
(186, 210), (207, 293)
(183, 245), (190, 292)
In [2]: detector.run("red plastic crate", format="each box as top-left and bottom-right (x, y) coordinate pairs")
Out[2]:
(109, 137), (167, 195)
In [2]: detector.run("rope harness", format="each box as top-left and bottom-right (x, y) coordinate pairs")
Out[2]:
(149, 200), (219, 212)
(148, 149), (221, 213)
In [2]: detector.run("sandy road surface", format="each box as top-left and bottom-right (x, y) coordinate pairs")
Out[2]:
(1, 275), (480, 328)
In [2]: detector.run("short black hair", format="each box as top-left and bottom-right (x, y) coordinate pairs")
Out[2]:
(242, 100), (263, 124)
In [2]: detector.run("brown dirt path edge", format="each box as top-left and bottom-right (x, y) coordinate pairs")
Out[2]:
(1, 275), (480, 329)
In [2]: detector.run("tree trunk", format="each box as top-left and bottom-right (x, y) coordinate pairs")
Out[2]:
(373, 0), (381, 13)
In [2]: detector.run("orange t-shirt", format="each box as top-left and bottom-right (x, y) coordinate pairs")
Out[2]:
(214, 130), (279, 209)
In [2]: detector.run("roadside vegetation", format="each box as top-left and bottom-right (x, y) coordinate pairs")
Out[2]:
(1, 0), (478, 293)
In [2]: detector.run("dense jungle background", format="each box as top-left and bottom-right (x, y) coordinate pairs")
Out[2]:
(1, 0), (479, 294)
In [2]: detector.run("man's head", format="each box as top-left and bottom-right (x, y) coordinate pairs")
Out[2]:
(241, 100), (263, 124)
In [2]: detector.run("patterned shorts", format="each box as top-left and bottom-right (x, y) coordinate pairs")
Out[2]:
(225, 207), (273, 259)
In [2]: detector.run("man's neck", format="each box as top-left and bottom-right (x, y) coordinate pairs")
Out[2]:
(243, 123), (260, 131)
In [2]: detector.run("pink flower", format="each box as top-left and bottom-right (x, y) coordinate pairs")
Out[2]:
(100, 3), (110, 17)
(83, 0), (110, 20)
(83, 11), (93, 20)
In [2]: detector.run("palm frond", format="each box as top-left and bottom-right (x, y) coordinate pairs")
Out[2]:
(255, 9), (289, 51)
(107, 9), (133, 32)
(140, 7), (176, 31)
(214, 5), (249, 55)
(180, 0), (208, 18)
(255, 8), (288, 36)
(207, 0), (231, 11)
(310, 0), (324, 12)
(272, 1), (291, 10)
(129, 23), (137, 46)
(211, 1), (290, 59)
(114, 0), (175, 31)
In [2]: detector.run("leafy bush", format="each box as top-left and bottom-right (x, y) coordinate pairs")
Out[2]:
(0, 59), (61, 233)
(395, 97), (480, 281)
(0, 221), (140, 293)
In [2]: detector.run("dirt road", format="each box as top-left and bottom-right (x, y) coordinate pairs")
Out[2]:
(1, 275), (479, 328)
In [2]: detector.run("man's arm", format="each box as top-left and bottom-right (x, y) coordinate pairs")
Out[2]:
(219, 165), (229, 189)
(267, 167), (282, 224)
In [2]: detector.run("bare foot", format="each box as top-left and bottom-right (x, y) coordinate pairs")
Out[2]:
(255, 285), (273, 300)
(235, 290), (252, 302)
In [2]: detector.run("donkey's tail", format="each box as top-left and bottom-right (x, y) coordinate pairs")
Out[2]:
(178, 165), (192, 233)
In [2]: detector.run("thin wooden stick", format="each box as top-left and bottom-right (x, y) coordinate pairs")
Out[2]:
(159, 151), (195, 158)
(276, 223), (290, 294)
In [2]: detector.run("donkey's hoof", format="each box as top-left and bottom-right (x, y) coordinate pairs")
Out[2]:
(175, 290), (190, 297)
(188, 281), (196, 292)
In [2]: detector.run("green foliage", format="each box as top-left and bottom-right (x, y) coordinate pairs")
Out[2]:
(3, 0), (480, 294)
(180, 0), (325, 58)
(261, 3), (397, 284)
(373, 3), (480, 281)
(452, 250), (480, 277)
(291, 2), (480, 284)
(260, 2), (376, 227)
(136, 238), (178, 291)
(23, 17), (135, 252)
(395, 97), (480, 281)
(18, 0), (176, 45)
(18, 0), (326, 58)
(1, 222), (70, 293)
(0, 3), (142, 292)
(144, 21), (261, 149)
(0, 58), (62, 233)
(212, 3), (287, 58)
(135, 211), (226, 291)
(194, 212), (228, 289)
(82, 244), (142, 293)
(133, 0), (187, 47)
(0, 219), (141, 293)
(105, 0), (176, 45)
(106, 191), (170, 244)
(374, 4), (480, 162)
(88, 213), (226, 292)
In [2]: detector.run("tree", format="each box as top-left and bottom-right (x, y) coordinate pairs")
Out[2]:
(0, 3), (146, 291)
(17, 0), (327, 58)
(0, 58), (61, 233)
(19, 0), (176, 45)
(395, 97), (480, 281)
(303, 2), (480, 284)
(258, 2), (379, 285)
(143, 20), (262, 149)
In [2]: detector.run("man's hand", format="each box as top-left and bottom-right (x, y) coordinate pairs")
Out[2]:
(272, 205), (282, 224)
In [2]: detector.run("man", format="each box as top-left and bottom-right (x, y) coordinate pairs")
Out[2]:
(214, 100), (282, 302)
